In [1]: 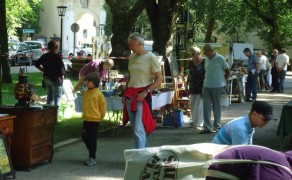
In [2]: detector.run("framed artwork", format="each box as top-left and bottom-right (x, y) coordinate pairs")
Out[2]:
(0, 133), (15, 179)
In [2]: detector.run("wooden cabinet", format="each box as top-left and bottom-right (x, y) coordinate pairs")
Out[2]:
(0, 106), (57, 170)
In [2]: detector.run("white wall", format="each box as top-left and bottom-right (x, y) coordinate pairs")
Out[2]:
(37, 0), (105, 56)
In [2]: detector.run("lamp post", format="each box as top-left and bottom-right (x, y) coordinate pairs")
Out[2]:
(57, 6), (67, 57)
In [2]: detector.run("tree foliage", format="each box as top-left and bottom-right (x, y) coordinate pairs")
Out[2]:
(6, 0), (42, 39)
(188, 0), (292, 50)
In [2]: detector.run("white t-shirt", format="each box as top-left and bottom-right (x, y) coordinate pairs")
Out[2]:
(258, 55), (268, 70)
(276, 53), (289, 71)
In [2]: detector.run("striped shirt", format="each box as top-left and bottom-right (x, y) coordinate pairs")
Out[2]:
(212, 115), (255, 145)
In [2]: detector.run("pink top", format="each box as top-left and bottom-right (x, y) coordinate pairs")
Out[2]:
(79, 59), (108, 80)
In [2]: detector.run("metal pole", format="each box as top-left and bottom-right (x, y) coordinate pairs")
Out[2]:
(73, 32), (76, 56)
(60, 17), (63, 56)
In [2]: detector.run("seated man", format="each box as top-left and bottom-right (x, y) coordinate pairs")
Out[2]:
(212, 101), (276, 145)
(206, 145), (292, 179)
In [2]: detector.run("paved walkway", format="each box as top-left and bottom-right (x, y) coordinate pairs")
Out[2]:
(14, 72), (292, 180)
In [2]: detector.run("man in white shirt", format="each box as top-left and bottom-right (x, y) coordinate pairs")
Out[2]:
(275, 48), (290, 93)
(256, 51), (268, 91)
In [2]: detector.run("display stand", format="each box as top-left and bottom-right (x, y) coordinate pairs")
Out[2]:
(0, 133), (15, 179)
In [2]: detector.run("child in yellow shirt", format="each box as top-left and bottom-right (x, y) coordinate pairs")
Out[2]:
(82, 72), (106, 166)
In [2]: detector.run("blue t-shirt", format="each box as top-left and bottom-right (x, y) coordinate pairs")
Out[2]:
(212, 115), (255, 145)
(203, 53), (229, 88)
(246, 53), (258, 72)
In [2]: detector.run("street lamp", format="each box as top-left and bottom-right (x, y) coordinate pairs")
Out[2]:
(57, 6), (67, 56)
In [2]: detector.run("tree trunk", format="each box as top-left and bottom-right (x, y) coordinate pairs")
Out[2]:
(204, 17), (216, 43)
(0, 0), (13, 105)
(105, 0), (145, 58)
(144, 0), (183, 76)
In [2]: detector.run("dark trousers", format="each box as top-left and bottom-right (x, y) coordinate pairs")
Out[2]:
(245, 72), (258, 101)
(271, 67), (279, 91)
(82, 121), (100, 159)
(277, 70), (287, 92)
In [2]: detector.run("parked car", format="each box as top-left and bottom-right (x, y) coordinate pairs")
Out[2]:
(24, 41), (46, 63)
(68, 43), (93, 59)
(8, 42), (33, 66)
(80, 43), (93, 56)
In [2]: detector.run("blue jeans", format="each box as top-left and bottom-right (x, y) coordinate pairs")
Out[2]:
(245, 73), (258, 101)
(126, 97), (147, 149)
(278, 70), (287, 92)
(44, 77), (63, 107)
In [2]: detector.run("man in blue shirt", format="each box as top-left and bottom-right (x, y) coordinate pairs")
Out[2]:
(244, 48), (260, 102)
(212, 101), (275, 145)
(200, 44), (230, 134)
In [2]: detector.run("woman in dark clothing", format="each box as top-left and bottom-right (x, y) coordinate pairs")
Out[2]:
(35, 40), (65, 107)
(186, 45), (205, 130)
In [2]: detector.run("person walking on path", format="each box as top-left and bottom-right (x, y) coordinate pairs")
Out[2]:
(276, 48), (290, 93)
(186, 45), (205, 130)
(122, 32), (162, 149)
(212, 101), (275, 145)
(270, 49), (279, 92)
(35, 40), (65, 108)
(243, 48), (260, 102)
(82, 72), (106, 166)
(200, 44), (230, 134)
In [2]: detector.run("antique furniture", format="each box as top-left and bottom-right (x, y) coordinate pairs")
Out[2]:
(0, 106), (57, 170)
(0, 115), (16, 150)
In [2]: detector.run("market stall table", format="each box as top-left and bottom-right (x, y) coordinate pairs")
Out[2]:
(74, 91), (174, 128)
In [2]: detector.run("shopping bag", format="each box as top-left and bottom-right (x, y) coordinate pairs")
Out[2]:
(124, 143), (228, 180)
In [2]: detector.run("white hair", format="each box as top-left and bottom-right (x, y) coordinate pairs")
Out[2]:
(128, 32), (145, 45)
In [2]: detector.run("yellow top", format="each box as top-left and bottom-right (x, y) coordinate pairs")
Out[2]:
(83, 88), (106, 122)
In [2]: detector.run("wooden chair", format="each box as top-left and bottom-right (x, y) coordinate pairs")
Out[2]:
(173, 77), (191, 114)
(160, 61), (166, 88)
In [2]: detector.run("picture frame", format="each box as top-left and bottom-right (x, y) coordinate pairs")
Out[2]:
(0, 133), (15, 179)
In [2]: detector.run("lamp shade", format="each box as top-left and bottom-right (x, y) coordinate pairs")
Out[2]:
(57, 6), (67, 17)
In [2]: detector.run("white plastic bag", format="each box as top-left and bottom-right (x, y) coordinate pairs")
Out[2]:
(124, 143), (228, 180)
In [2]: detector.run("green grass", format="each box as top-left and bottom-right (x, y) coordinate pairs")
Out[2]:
(2, 73), (118, 144)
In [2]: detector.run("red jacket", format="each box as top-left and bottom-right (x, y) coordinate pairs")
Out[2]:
(123, 87), (156, 134)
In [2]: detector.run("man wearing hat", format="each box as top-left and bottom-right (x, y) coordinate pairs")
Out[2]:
(212, 101), (276, 145)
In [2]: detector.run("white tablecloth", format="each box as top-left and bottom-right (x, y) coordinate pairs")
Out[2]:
(75, 91), (174, 112)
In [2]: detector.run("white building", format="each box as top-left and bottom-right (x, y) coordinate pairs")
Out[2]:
(37, 0), (106, 55)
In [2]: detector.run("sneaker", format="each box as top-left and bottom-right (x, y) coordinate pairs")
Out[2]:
(195, 126), (203, 131)
(84, 158), (96, 166)
(213, 127), (221, 132)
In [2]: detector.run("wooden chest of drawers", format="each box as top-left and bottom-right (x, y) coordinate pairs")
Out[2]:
(0, 116), (15, 134)
(0, 106), (57, 170)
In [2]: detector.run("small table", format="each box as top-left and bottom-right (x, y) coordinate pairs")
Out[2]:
(276, 105), (292, 149)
